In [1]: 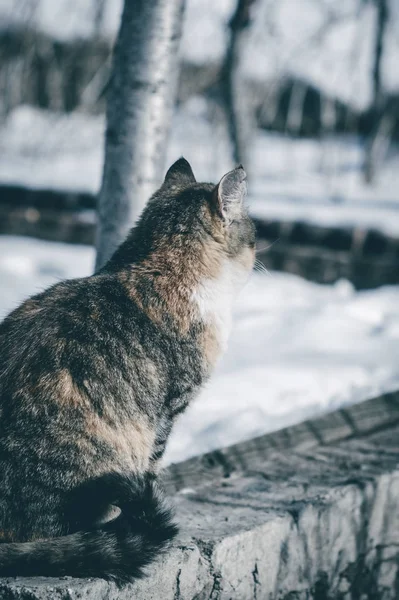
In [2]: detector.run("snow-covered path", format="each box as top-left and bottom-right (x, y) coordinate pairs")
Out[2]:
(1, 235), (398, 464)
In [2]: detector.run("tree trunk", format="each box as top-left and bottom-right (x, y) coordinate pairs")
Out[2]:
(372, 0), (388, 108)
(95, 0), (185, 271)
(220, 0), (256, 167)
(364, 0), (389, 184)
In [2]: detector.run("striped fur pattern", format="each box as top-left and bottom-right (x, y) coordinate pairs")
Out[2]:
(0, 158), (255, 581)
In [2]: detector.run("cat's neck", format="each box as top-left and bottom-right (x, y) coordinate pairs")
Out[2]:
(114, 241), (249, 372)
(116, 241), (220, 331)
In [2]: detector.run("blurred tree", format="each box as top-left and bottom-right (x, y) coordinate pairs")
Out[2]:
(221, 0), (257, 167)
(372, 0), (388, 106)
(93, 0), (106, 37)
(364, 0), (390, 183)
(95, 0), (185, 270)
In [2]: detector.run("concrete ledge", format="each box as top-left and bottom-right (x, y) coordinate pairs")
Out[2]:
(1, 392), (399, 599)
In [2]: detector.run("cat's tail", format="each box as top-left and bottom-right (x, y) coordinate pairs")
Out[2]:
(0, 472), (178, 583)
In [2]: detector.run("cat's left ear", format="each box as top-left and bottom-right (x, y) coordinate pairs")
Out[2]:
(214, 165), (247, 222)
(163, 157), (196, 189)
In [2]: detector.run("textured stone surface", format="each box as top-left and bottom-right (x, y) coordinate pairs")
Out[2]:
(1, 399), (399, 599)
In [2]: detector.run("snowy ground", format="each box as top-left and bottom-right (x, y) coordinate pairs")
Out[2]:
(1, 235), (399, 465)
(2, 103), (399, 236)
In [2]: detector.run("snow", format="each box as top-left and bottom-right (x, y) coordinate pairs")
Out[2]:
(0, 236), (94, 320)
(3, 103), (399, 236)
(0, 107), (104, 194)
(249, 131), (399, 235)
(181, 0), (234, 65)
(1, 235), (399, 465)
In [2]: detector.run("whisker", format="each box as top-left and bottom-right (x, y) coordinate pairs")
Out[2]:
(255, 238), (280, 255)
(254, 266), (271, 277)
(253, 258), (272, 277)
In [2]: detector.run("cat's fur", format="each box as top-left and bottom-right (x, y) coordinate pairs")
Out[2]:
(0, 158), (255, 581)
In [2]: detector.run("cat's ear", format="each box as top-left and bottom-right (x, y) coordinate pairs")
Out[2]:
(163, 157), (196, 189)
(214, 165), (247, 222)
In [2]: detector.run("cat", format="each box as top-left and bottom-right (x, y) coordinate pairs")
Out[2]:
(0, 158), (255, 582)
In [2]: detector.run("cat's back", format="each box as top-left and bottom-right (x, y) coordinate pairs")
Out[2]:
(1, 275), (98, 365)
(0, 273), (147, 398)
(0, 272), (138, 350)
(0, 271), (163, 476)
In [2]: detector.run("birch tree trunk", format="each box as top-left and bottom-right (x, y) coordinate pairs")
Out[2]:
(95, 0), (185, 271)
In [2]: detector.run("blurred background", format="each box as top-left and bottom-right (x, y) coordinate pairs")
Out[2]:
(1, 0), (399, 462)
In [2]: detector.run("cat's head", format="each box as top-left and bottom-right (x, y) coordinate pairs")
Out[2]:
(135, 157), (254, 275)
(112, 158), (255, 332)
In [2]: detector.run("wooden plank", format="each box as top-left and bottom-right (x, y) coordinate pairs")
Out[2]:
(345, 390), (399, 433)
(163, 390), (399, 494)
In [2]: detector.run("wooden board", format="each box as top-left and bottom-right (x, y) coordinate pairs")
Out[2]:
(163, 389), (399, 494)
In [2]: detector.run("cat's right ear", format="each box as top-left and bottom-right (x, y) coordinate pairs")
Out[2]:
(214, 165), (247, 223)
(163, 158), (196, 189)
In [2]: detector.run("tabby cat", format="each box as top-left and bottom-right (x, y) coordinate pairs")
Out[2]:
(0, 158), (255, 582)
